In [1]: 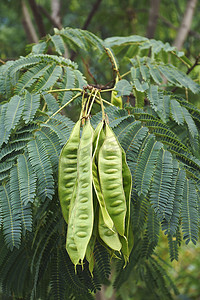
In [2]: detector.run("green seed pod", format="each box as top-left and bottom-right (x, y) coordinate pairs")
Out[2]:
(73, 120), (94, 264)
(98, 209), (121, 252)
(120, 150), (133, 263)
(58, 120), (81, 224)
(86, 191), (98, 275)
(66, 180), (80, 268)
(98, 123), (127, 236)
(92, 121), (114, 230)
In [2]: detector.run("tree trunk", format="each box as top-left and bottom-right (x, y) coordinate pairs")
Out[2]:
(173, 0), (198, 50)
(28, 0), (46, 38)
(51, 0), (62, 29)
(146, 0), (161, 39)
(21, 0), (38, 43)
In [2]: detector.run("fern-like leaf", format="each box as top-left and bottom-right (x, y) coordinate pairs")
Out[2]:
(182, 106), (199, 153)
(17, 154), (37, 205)
(33, 64), (62, 92)
(161, 167), (185, 235)
(50, 34), (65, 55)
(27, 137), (54, 201)
(10, 165), (32, 234)
(15, 63), (51, 93)
(36, 128), (61, 170)
(0, 104), (11, 147)
(22, 90), (40, 124)
(150, 149), (173, 221)
(93, 242), (111, 283)
(59, 247), (89, 293)
(167, 234), (179, 261)
(50, 249), (65, 300)
(42, 92), (60, 113)
(58, 66), (76, 105)
(146, 61), (163, 84)
(5, 95), (24, 131)
(181, 178), (198, 244)
(41, 114), (74, 145)
(0, 183), (21, 249)
(170, 99), (184, 125)
(135, 137), (162, 197)
(146, 205), (160, 245)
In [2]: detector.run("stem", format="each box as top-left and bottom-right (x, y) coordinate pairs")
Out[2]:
(46, 88), (83, 93)
(87, 89), (98, 117)
(170, 51), (191, 68)
(105, 47), (120, 76)
(121, 70), (131, 78)
(95, 95), (114, 106)
(100, 88), (114, 93)
(85, 88), (95, 117)
(44, 92), (81, 124)
(186, 54), (200, 74)
(98, 91), (105, 120)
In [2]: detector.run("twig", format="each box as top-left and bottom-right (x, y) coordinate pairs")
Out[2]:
(172, 54), (200, 93)
(82, 0), (103, 30)
(28, 0), (46, 38)
(46, 88), (83, 93)
(44, 92), (81, 123)
(81, 58), (98, 85)
(170, 51), (191, 68)
(38, 5), (62, 29)
(186, 54), (200, 74)
(0, 59), (5, 65)
(105, 47), (121, 81)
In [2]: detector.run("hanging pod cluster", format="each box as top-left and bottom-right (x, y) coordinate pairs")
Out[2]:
(58, 116), (133, 272)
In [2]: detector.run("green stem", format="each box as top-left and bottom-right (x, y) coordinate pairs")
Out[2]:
(101, 88), (114, 93)
(98, 91), (105, 120)
(95, 95), (114, 106)
(44, 92), (81, 124)
(121, 70), (131, 78)
(170, 51), (191, 68)
(105, 47), (119, 73)
(87, 89), (98, 117)
(46, 88), (83, 93)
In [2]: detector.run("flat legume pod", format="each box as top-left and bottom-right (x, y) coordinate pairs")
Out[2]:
(120, 150), (133, 263)
(58, 120), (81, 224)
(98, 209), (121, 251)
(98, 123), (126, 236)
(92, 121), (114, 230)
(66, 180), (80, 268)
(74, 120), (94, 264)
(86, 192), (98, 275)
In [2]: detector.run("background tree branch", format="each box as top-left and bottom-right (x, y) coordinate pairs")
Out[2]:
(173, 0), (198, 50)
(21, 0), (38, 43)
(28, 0), (46, 38)
(82, 0), (103, 30)
(51, 0), (62, 29)
(38, 5), (62, 29)
(146, 0), (161, 38)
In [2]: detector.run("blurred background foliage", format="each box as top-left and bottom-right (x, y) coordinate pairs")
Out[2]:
(0, 0), (200, 59)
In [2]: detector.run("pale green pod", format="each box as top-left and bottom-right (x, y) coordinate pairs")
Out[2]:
(58, 120), (81, 224)
(98, 209), (121, 252)
(74, 120), (94, 264)
(98, 123), (127, 236)
(66, 180), (80, 268)
(92, 121), (114, 230)
(121, 150), (133, 262)
(86, 191), (98, 276)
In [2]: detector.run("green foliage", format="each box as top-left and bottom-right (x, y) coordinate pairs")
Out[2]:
(0, 27), (200, 299)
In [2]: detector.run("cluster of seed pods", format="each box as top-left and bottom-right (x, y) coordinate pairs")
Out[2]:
(58, 118), (133, 272)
